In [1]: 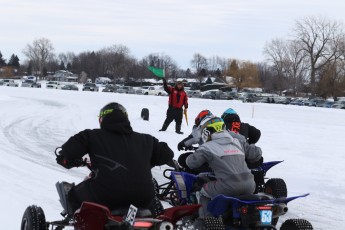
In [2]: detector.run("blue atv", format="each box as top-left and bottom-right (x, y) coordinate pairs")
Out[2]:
(168, 170), (313, 230)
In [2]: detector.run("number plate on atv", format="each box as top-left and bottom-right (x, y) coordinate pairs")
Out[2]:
(259, 210), (272, 225)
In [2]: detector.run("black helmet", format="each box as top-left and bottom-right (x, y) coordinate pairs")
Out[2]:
(221, 108), (241, 122)
(99, 102), (128, 125)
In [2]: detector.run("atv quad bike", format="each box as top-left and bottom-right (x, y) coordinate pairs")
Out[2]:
(21, 180), (201, 230)
(154, 160), (287, 206)
(167, 170), (313, 230)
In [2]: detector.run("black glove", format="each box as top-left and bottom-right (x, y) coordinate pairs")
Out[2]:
(246, 157), (264, 169)
(177, 141), (188, 151)
(56, 153), (84, 169)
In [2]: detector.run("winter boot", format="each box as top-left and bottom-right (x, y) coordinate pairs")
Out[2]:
(159, 123), (169, 131)
(176, 124), (183, 134)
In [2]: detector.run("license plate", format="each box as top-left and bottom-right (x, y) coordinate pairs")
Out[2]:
(259, 210), (272, 225)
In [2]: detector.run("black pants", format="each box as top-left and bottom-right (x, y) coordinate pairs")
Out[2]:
(163, 107), (183, 126)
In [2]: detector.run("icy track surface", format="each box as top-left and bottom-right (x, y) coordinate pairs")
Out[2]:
(0, 85), (344, 229)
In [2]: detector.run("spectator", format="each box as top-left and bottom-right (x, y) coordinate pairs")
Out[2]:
(159, 79), (188, 134)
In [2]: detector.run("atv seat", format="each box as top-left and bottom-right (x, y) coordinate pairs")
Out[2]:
(234, 193), (274, 201)
(111, 208), (152, 217)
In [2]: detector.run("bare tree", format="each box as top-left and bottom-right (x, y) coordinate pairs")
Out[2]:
(190, 53), (208, 74)
(22, 37), (55, 78)
(285, 40), (309, 95)
(263, 38), (290, 95)
(318, 42), (345, 99)
(99, 44), (131, 80)
(292, 15), (344, 95)
(58, 52), (76, 71)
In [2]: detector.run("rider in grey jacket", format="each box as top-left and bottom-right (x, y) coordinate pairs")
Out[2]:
(185, 116), (262, 218)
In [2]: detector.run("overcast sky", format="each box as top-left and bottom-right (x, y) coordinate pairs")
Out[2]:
(1, 0), (345, 69)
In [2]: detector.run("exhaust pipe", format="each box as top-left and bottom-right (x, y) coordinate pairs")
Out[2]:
(273, 203), (288, 217)
(159, 221), (174, 230)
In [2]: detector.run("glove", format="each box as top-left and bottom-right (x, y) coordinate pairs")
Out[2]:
(177, 141), (188, 151)
(56, 153), (84, 169)
(246, 157), (264, 169)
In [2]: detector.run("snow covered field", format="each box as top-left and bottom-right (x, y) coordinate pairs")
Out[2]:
(0, 84), (344, 229)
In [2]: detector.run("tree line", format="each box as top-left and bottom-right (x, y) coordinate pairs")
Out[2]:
(1, 15), (345, 99)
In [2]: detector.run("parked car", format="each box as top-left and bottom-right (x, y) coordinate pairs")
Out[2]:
(61, 84), (79, 91)
(219, 91), (237, 100)
(332, 101), (345, 109)
(46, 81), (62, 89)
(322, 101), (334, 108)
(202, 90), (220, 99)
(21, 79), (41, 88)
(135, 88), (145, 95)
(102, 84), (118, 92)
(140, 86), (158, 95)
(82, 83), (99, 91)
(313, 99), (326, 107)
(117, 86), (135, 94)
(276, 97), (293, 105)
(155, 87), (168, 96)
(290, 98), (308, 106)
(238, 92), (257, 102)
(2, 79), (19, 87)
(305, 98), (325, 107)
(186, 90), (202, 98)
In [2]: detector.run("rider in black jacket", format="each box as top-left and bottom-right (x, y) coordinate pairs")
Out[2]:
(56, 102), (174, 215)
(221, 108), (261, 144)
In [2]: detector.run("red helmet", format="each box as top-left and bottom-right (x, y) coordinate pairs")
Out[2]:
(194, 110), (213, 126)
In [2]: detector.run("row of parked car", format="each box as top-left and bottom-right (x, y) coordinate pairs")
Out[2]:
(287, 97), (345, 109)
(186, 89), (345, 109)
(43, 81), (169, 96)
(101, 84), (168, 95)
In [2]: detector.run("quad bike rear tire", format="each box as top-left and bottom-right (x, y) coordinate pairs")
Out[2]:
(280, 218), (313, 230)
(264, 178), (287, 226)
(265, 178), (287, 198)
(21, 205), (46, 230)
(141, 108), (149, 121)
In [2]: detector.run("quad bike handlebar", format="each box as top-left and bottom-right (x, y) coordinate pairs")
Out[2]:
(55, 147), (91, 170)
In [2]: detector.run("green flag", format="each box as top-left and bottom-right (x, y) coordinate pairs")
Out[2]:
(148, 66), (165, 78)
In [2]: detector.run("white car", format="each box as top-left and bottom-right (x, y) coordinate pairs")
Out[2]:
(140, 86), (167, 96)
(2, 79), (19, 87)
(46, 81), (62, 89)
(141, 86), (158, 95)
(155, 87), (168, 96)
(21, 79), (41, 88)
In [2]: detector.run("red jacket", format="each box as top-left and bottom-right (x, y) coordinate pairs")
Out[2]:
(163, 82), (188, 109)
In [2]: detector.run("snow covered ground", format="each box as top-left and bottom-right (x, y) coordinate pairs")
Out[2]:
(0, 83), (344, 229)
